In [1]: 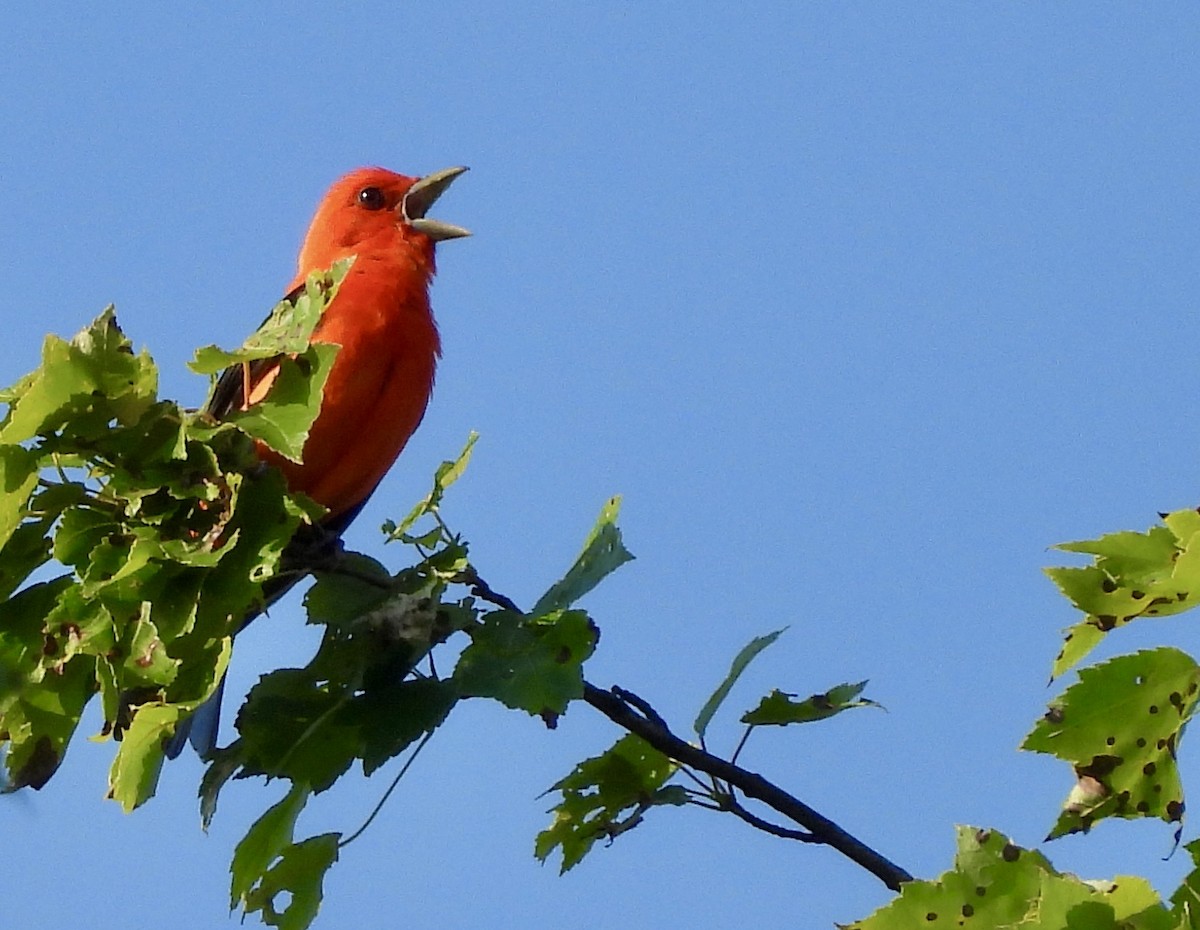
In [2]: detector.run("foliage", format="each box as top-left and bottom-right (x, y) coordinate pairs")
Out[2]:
(0, 301), (878, 928)
(11, 293), (1200, 929)
(841, 827), (1174, 930)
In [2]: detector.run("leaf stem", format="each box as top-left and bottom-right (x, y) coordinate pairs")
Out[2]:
(339, 729), (436, 849)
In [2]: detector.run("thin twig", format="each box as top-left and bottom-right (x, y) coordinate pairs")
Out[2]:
(730, 725), (755, 767)
(340, 729), (436, 849)
(583, 682), (912, 891)
(612, 686), (669, 730)
(456, 567), (522, 613)
(719, 792), (817, 842)
(451, 569), (913, 891)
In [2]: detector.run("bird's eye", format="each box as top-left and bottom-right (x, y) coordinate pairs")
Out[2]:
(357, 187), (387, 210)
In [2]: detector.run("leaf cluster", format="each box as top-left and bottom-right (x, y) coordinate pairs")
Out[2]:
(0, 270), (344, 802)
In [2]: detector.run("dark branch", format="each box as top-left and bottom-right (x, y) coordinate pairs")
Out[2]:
(455, 567), (522, 613)
(720, 793), (818, 842)
(582, 682), (913, 891)
(458, 568), (912, 891)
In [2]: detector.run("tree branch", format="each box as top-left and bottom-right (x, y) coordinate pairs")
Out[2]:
(582, 681), (913, 891)
(461, 567), (912, 891)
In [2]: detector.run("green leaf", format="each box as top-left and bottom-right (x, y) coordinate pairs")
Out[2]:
(693, 628), (784, 739)
(188, 259), (352, 375)
(0, 446), (39, 551)
(532, 496), (634, 615)
(199, 744), (241, 830)
(352, 678), (457, 777)
(107, 703), (177, 811)
(1171, 838), (1200, 919)
(231, 782), (312, 910)
(1046, 512), (1200, 678)
(536, 733), (683, 874)
(453, 609), (597, 717)
(741, 681), (879, 726)
(845, 825), (1175, 929)
(1021, 647), (1198, 839)
(234, 669), (360, 792)
(242, 833), (339, 930)
(388, 432), (478, 538)
(225, 344), (339, 463)
(304, 554), (394, 625)
(5, 654), (96, 790)
(0, 518), (53, 601)
(842, 827), (1055, 929)
(1050, 619), (1106, 682)
(1031, 872), (1175, 930)
(0, 309), (156, 444)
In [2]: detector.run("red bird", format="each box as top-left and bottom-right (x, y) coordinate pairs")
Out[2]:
(167, 166), (468, 757)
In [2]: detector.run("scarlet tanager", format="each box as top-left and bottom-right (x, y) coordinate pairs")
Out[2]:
(165, 166), (469, 758)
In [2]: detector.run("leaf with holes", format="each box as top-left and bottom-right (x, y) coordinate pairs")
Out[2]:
(242, 833), (340, 930)
(231, 783), (312, 910)
(453, 609), (597, 718)
(841, 827), (1052, 928)
(1046, 512), (1200, 678)
(842, 826), (1172, 929)
(1021, 647), (1199, 840)
(535, 733), (685, 874)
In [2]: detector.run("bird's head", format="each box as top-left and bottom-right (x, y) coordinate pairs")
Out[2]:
(296, 166), (469, 276)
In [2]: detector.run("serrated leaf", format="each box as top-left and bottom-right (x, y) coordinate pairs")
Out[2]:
(532, 496), (634, 615)
(1022, 647), (1198, 839)
(1031, 871), (1174, 929)
(225, 344), (339, 463)
(231, 782), (312, 909)
(351, 678), (457, 776)
(1050, 619), (1106, 681)
(840, 827), (1054, 929)
(741, 681), (879, 726)
(189, 260), (351, 376)
(453, 609), (596, 717)
(0, 309), (156, 444)
(842, 827), (1169, 928)
(536, 733), (682, 873)
(1047, 512), (1200, 678)
(1171, 838), (1200, 919)
(693, 628), (784, 739)
(235, 669), (360, 791)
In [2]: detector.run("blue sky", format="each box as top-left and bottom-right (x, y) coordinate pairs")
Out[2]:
(4, 5), (1200, 928)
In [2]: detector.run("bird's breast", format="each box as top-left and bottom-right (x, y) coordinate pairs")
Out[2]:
(259, 256), (441, 515)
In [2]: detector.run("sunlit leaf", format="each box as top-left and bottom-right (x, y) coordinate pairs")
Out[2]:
(536, 733), (683, 874)
(230, 782), (312, 909)
(532, 496), (634, 615)
(1022, 647), (1198, 840)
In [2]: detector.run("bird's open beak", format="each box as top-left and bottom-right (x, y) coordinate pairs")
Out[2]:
(403, 166), (471, 241)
